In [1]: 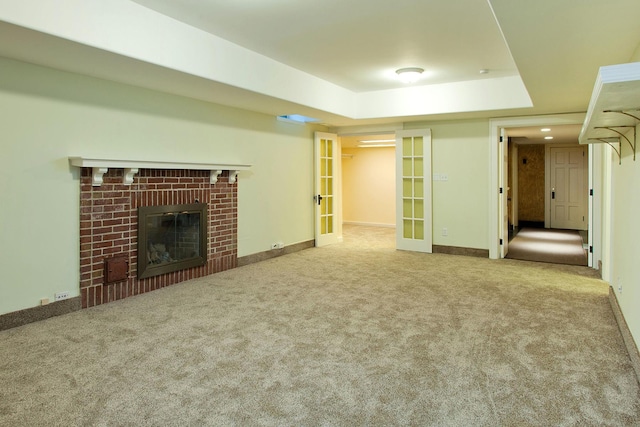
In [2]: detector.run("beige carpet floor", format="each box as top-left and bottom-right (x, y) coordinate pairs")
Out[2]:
(506, 227), (588, 266)
(1, 225), (639, 426)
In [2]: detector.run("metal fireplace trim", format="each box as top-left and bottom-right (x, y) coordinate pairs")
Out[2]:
(137, 203), (208, 279)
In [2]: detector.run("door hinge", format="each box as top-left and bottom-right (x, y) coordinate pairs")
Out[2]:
(589, 246), (593, 253)
(500, 136), (504, 142)
(500, 239), (503, 245)
(590, 189), (593, 196)
(499, 187), (503, 194)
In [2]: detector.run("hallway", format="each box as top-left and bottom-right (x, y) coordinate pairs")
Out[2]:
(506, 227), (588, 266)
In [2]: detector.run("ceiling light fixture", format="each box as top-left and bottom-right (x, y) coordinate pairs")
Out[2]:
(544, 136), (554, 140)
(357, 144), (396, 148)
(541, 128), (551, 132)
(396, 67), (424, 84)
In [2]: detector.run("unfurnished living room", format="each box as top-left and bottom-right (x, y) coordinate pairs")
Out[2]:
(1, 1), (640, 425)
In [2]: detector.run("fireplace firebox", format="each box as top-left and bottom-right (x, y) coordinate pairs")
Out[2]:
(137, 203), (208, 279)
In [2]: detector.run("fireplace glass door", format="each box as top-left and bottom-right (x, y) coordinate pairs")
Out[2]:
(138, 203), (207, 278)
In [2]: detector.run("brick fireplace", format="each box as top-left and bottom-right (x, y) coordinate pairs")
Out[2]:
(78, 166), (240, 308)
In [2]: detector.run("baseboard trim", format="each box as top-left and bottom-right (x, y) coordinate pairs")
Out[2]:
(609, 286), (640, 386)
(433, 245), (489, 258)
(0, 297), (81, 331)
(237, 240), (315, 267)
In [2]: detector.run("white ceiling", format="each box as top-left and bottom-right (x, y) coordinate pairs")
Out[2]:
(507, 124), (583, 145)
(131, 0), (519, 93)
(1, 0), (640, 138)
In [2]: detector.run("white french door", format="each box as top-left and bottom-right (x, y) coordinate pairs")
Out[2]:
(314, 132), (339, 247)
(396, 129), (432, 252)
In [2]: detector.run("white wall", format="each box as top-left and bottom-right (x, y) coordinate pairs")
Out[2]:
(406, 119), (490, 250)
(601, 47), (640, 354)
(608, 122), (640, 344)
(341, 147), (395, 227)
(0, 57), (320, 315)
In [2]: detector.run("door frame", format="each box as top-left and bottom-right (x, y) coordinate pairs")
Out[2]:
(489, 114), (588, 260)
(499, 128), (509, 257)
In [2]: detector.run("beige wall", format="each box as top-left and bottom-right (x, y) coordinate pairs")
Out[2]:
(407, 119), (490, 250)
(341, 146), (395, 227)
(517, 144), (545, 222)
(609, 122), (640, 346)
(0, 57), (321, 315)
(597, 47), (640, 350)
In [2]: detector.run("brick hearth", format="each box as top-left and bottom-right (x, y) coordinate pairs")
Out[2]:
(79, 168), (237, 308)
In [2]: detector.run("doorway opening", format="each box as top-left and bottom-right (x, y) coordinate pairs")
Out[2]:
(340, 133), (397, 231)
(503, 123), (590, 266)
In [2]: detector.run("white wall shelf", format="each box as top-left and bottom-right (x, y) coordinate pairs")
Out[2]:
(69, 157), (251, 186)
(579, 62), (640, 164)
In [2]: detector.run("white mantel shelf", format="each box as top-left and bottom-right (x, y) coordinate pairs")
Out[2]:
(69, 157), (252, 186)
(579, 62), (640, 164)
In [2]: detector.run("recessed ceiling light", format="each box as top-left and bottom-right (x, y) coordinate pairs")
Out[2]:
(396, 67), (424, 84)
(541, 128), (551, 132)
(544, 136), (554, 140)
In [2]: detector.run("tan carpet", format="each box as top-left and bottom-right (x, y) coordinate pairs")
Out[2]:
(1, 225), (639, 426)
(506, 227), (588, 266)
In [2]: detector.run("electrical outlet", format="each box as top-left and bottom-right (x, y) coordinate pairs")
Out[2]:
(440, 174), (448, 181)
(442, 228), (448, 237)
(55, 291), (70, 301)
(276, 242), (285, 249)
(271, 243), (279, 250)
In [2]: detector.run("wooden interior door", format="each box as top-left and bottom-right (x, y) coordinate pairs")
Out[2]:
(550, 145), (588, 230)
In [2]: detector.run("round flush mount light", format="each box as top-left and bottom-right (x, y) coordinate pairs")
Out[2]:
(396, 67), (424, 84)
(544, 136), (554, 140)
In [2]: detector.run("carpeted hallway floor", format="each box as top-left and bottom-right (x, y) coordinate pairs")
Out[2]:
(506, 227), (588, 266)
(1, 225), (639, 426)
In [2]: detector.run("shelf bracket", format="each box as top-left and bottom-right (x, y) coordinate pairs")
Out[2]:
(92, 167), (109, 186)
(210, 170), (223, 185)
(229, 170), (240, 184)
(589, 138), (621, 165)
(603, 109), (640, 122)
(601, 109), (640, 162)
(594, 125), (636, 161)
(123, 168), (139, 185)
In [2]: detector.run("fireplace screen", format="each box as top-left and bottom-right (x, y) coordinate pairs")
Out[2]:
(137, 203), (207, 279)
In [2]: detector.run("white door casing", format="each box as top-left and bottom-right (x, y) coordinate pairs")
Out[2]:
(396, 129), (432, 252)
(488, 113), (586, 259)
(499, 129), (509, 257)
